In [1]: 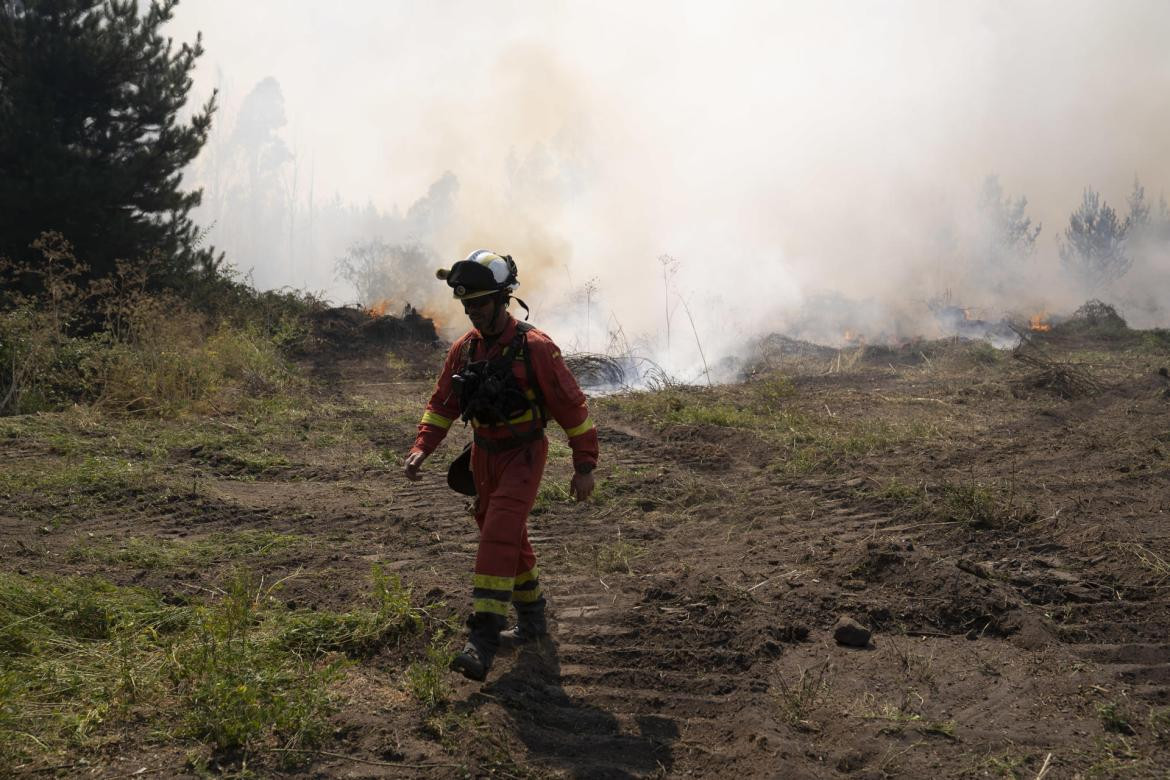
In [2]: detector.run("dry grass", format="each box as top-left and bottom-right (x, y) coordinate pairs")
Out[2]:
(772, 658), (832, 729)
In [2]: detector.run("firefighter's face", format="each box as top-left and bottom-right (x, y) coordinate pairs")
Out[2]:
(462, 294), (501, 332)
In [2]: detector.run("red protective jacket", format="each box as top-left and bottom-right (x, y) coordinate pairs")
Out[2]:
(411, 314), (599, 470)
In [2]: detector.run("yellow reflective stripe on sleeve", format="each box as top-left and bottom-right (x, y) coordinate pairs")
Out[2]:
(562, 416), (595, 438)
(514, 567), (539, 586)
(473, 598), (511, 616)
(511, 588), (543, 603)
(473, 573), (515, 592)
(421, 411), (453, 429)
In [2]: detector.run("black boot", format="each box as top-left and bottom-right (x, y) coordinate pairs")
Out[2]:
(450, 613), (505, 682)
(500, 597), (548, 646)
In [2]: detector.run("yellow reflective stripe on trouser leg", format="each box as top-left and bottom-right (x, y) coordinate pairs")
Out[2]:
(473, 598), (511, 616)
(563, 416), (594, 438)
(472, 571), (513, 617)
(512, 566), (542, 602)
(421, 411), (453, 429)
(512, 587), (543, 603)
(473, 573), (515, 592)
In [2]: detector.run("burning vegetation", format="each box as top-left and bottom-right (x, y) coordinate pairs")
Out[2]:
(307, 303), (440, 355)
(1029, 312), (1052, 332)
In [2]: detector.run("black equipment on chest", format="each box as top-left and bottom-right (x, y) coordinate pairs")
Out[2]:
(452, 322), (545, 428)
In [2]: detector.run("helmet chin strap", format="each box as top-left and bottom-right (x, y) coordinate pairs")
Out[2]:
(510, 294), (530, 320)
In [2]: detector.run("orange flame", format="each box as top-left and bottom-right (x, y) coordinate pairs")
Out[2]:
(365, 299), (392, 318)
(421, 307), (449, 331)
(1029, 312), (1051, 332)
(843, 329), (863, 344)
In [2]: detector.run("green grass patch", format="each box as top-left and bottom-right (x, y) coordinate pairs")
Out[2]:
(1098, 701), (1137, 736)
(277, 566), (425, 658)
(405, 638), (456, 711)
(597, 388), (767, 429)
(0, 573), (192, 770)
(0, 565), (434, 772)
(0, 456), (158, 522)
(531, 480), (572, 514)
(67, 530), (306, 571)
(0, 455), (146, 496)
(1138, 329), (1170, 353)
(773, 417), (936, 476)
(867, 478), (1035, 530)
(601, 384), (939, 476)
(963, 341), (1005, 366)
(173, 573), (340, 759)
(939, 483), (1007, 529)
(581, 536), (646, 575)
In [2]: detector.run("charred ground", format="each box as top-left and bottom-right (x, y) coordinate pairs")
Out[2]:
(2, 311), (1170, 778)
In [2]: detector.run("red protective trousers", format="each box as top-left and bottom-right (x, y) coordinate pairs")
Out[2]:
(469, 437), (547, 618)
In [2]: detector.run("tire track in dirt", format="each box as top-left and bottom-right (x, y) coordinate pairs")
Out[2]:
(1078, 641), (1170, 704)
(488, 574), (756, 777)
(476, 424), (767, 776)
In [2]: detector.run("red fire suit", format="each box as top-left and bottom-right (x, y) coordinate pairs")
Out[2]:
(410, 314), (599, 621)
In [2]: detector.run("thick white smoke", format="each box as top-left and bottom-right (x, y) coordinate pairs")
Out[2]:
(170, 1), (1170, 376)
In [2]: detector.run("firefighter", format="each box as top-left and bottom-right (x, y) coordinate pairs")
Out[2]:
(404, 249), (599, 681)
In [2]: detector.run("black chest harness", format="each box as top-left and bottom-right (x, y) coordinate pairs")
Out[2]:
(452, 322), (547, 452)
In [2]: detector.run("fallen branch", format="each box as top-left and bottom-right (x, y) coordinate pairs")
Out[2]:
(1010, 323), (1103, 398)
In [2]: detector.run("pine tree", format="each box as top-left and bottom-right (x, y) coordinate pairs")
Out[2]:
(976, 175), (1042, 268)
(1123, 176), (1170, 272)
(1058, 188), (1131, 291)
(0, 0), (216, 285)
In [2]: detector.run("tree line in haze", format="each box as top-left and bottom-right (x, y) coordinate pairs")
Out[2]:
(2, 0), (1168, 315)
(974, 174), (1169, 294)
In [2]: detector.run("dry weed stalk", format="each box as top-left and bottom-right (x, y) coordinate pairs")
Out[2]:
(773, 657), (832, 728)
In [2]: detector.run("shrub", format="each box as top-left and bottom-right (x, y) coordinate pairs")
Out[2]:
(174, 574), (340, 755)
(0, 565), (437, 771)
(277, 566), (423, 658)
(1, 233), (313, 417)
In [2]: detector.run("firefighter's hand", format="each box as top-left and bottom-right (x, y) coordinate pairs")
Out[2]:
(404, 450), (427, 481)
(570, 471), (596, 502)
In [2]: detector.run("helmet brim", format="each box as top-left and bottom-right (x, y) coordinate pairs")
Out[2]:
(454, 288), (499, 302)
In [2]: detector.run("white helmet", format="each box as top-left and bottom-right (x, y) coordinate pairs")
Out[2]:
(436, 250), (520, 301)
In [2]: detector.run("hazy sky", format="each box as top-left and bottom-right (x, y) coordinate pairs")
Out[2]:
(167, 1), (1170, 358)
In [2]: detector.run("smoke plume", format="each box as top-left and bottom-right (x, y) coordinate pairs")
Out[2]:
(169, 1), (1170, 378)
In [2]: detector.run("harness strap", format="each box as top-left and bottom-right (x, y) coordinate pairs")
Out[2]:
(459, 323), (547, 436)
(514, 323), (547, 427)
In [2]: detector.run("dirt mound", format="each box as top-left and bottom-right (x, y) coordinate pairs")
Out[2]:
(741, 334), (839, 377)
(1038, 299), (1139, 348)
(836, 539), (1023, 638)
(306, 304), (439, 354)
